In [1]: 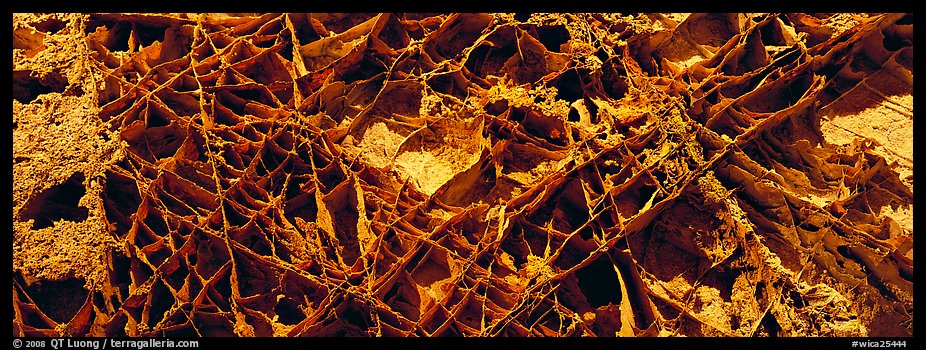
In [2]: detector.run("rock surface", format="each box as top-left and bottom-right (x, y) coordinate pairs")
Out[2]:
(12, 13), (912, 337)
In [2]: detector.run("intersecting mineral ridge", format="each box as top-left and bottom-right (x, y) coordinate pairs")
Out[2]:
(13, 13), (913, 337)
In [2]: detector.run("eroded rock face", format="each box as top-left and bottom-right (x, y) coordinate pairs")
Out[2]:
(12, 13), (912, 337)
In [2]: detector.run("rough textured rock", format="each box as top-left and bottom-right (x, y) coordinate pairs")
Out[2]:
(12, 13), (912, 337)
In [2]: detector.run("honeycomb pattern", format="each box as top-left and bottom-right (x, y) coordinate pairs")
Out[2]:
(12, 13), (912, 337)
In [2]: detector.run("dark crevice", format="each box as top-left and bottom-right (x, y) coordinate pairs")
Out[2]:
(20, 172), (89, 230)
(23, 278), (88, 324)
(33, 18), (67, 34)
(575, 255), (622, 308)
(13, 70), (68, 104)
